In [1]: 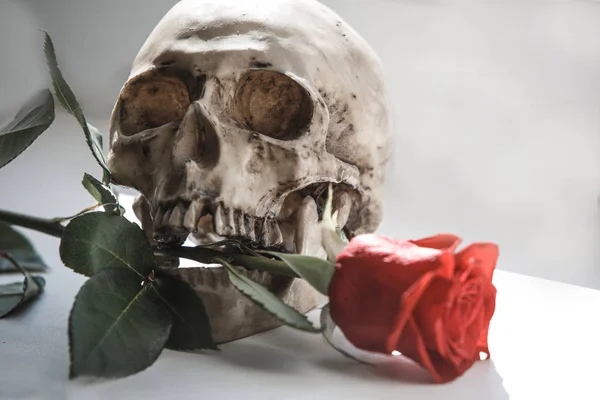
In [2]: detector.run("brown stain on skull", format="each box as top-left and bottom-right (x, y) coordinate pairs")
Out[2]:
(233, 70), (313, 140)
(119, 73), (190, 136)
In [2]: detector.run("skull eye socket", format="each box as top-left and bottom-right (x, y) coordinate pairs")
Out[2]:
(118, 70), (192, 136)
(233, 70), (313, 140)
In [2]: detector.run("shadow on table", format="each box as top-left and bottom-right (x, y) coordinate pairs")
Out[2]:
(218, 327), (510, 399)
(315, 357), (510, 399)
(216, 339), (302, 374)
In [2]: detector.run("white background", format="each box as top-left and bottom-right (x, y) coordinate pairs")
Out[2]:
(0, 0), (599, 289)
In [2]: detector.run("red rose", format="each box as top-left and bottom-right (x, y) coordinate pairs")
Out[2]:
(328, 233), (498, 383)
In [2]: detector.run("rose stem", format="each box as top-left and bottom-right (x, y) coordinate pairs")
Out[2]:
(0, 207), (299, 278)
(155, 246), (299, 278)
(0, 208), (64, 238)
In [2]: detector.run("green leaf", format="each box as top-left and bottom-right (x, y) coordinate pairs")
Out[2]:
(0, 255), (45, 318)
(155, 274), (218, 351)
(0, 89), (55, 169)
(320, 304), (371, 365)
(218, 258), (320, 333)
(81, 173), (123, 215)
(43, 31), (111, 182)
(263, 252), (334, 296)
(0, 222), (48, 273)
(69, 268), (171, 379)
(59, 212), (154, 277)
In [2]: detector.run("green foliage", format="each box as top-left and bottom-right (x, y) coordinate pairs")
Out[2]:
(59, 212), (155, 277)
(0, 254), (45, 318)
(0, 222), (48, 273)
(43, 31), (111, 183)
(69, 268), (171, 379)
(263, 251), (334, 295)
(81, 173), (124, 215)
(0, 90), (55, 169)
(218, 258), (320, 333)
(155, 274), (218, 351)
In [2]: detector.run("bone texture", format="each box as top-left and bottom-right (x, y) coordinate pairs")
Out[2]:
(158, 265), (323, 344)
(106, 0), (392, 342)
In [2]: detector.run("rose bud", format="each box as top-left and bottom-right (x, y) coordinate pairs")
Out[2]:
(328, 233), (498, 383)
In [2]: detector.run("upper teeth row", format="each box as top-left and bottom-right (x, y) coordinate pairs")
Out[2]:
(153, 200), (283, 247)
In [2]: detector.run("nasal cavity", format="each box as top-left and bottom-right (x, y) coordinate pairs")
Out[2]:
(172, 104), (220, 170)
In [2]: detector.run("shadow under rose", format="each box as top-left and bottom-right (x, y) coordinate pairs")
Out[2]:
(315, 356), (510, 398)
(312, 327), (511, 397)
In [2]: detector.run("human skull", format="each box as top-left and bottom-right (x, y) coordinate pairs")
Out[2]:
(107, 0), (392, 256)
(107, 0), (392, 342)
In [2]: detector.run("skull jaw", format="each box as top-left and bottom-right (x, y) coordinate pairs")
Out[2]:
(157, 265), (323, 344)
(135, 196), (323, 343)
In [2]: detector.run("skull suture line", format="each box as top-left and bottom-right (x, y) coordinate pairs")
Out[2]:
(107, 0), (392, 258)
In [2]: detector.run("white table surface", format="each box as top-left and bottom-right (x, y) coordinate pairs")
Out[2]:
(2, 240), (600, 400)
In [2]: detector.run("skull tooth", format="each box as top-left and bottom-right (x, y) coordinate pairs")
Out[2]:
(295, 196), (326, 258)
(213, 204), (225, 235)
(213, 204), (234, 236)
(245, 215), (257, 241)
(234, 210), (246, 237)
(261, 219), (283, 247)
(184, 200), (205, 233)
(169, 204), (186, 231)
(333, 191), (352, 229)
(227, 207), (236, 235)
(154, 207), (166, 229)
(162, 208), (174, 227)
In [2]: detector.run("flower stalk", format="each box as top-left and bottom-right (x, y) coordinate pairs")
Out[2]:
(155, 246), (299, 278)
(0, 207), (300, 278)
(0, 208), (65, 238)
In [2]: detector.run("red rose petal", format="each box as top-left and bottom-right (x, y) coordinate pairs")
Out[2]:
(385, 272), (438, 354)
(475, 284), (496, 358)
(337, 234), (406, 260)
(426, 349), (477, 383)
(410, 234), (462, 252)
(329, 259), (403, 353)
(455, 243), (499, 280)
(394, 317), (443, 383)
(330, 233), (498, 384)
(337, 235), (451, 290)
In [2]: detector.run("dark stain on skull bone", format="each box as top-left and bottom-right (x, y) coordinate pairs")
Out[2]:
(233, 70), (313, 141)
(118, 71), (191, 136)
(337, 124), (355, 143)
(196, 74), (207, 100)
(250, 61), (273, 69)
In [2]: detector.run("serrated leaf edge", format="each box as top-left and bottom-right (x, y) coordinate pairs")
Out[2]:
(152, 285), (219, 351)
(81, 173), (121, 215)
(42, 31), (111, 181)
(0, 222), (49, 272)
(68, 274), (171, 379)
(263, 251), (334, 296)
(0, 254), (44, 318)
(0, 90), (55, 169)
(218, 258), (320, 333)
(59, 212), (153, 278)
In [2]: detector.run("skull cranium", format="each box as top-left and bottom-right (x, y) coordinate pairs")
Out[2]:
(106, 0), (392, 342)
(107, 0), (392, 254)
